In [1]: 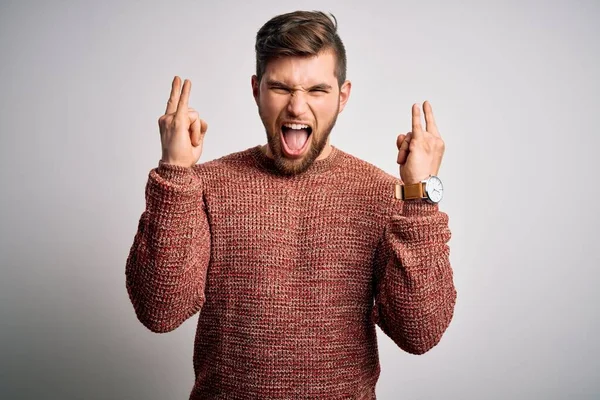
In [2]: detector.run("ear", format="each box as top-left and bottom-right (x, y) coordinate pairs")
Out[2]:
(251, 75), (260, 105)
(338, 80), (352, 114)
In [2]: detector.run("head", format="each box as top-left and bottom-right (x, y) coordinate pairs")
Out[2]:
(252, 10), (351, 175)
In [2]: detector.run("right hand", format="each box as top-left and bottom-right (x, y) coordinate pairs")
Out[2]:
(158, 76), (208, 168)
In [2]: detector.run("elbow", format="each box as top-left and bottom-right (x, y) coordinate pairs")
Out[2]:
(127, 285), (204, 334)
(406, 299), (456, 355)
(129, 297), (184, 333)
(380, 295), (457, 356)
(398, 333), (444, 355)
(137, 314), (183, 334)
(133, 302), (201, 334)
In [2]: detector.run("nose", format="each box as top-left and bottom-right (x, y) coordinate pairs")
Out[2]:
(286, 91), (309, 117)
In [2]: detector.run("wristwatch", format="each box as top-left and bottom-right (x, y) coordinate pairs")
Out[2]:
(394, 175), (444, 204)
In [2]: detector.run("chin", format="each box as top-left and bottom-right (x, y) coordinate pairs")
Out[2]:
(267, 131), (327, 176)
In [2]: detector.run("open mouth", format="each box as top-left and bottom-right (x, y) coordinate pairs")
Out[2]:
(281, 123), (313, 157)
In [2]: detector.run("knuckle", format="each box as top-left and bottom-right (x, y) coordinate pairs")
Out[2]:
(173, 115), (186, 126)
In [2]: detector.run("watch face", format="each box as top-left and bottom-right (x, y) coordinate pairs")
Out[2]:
(425, 176), (444, 203)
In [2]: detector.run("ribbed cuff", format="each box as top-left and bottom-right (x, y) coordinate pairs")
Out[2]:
(154, 160), (196, 186)
(387, 199), (449, 243)
(145, 161), (204, 218)
(401, 200), (439, 217)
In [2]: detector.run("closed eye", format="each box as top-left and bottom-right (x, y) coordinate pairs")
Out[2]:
(270, 86), (291, 94)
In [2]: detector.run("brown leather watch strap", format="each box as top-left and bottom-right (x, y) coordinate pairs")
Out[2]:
(394, 182), (426, 200)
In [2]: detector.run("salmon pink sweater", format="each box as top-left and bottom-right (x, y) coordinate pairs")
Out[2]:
(125, 145), (457, 399)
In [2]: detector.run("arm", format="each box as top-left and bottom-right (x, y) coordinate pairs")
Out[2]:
(372, 200), (456, 355)
(125, 161), (211, 333)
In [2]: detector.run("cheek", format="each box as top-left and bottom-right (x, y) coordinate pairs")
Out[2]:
(260, 94), (285, 120)
(311, 97), (339, 121)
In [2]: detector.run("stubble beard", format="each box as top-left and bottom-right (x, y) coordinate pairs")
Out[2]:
(260, 104), (340, 176)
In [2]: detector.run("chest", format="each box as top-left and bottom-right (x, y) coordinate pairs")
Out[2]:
(202, 181), (384, 307)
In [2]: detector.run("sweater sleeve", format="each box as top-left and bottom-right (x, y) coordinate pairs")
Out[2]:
(372, 198), (457, 355)
(125, 160), (211, 333)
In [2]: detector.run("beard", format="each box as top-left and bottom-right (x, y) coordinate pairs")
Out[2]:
(259, 103), (340, 176)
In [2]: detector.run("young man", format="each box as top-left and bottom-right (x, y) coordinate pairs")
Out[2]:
(126, 10), (456, 400)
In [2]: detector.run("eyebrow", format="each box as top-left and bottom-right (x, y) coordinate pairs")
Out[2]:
(266, 80), (332, 91)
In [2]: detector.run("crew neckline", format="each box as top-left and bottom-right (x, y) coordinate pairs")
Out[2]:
(250, 144), (342, 177)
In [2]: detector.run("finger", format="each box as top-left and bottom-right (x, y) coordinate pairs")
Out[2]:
(423, 101), (440, 137)
(188, 109), (199, 122)
(176, 79), (191, 115)
(396, 132), (411, 149)
(193, 119), (208, 146)
(189, 114), (201, 147)
(402, 132), (412, 152)
(165, 76), (181, 115)
(397, 132), (411, 164)
(412, 103), (423, 137)
(396, 134), (406, 150)
(397, 146), (409, 164)
(187, 109), (207, 145)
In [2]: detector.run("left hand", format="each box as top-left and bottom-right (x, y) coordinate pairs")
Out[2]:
(396, 101), (445, 184)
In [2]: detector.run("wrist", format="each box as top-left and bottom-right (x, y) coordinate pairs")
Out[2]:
(160, 157), (194, 169)
(401, 175), (430, 185)
(395, 175), (444, 204)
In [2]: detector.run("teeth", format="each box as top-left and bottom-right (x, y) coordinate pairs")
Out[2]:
(283, 123), (309, 130)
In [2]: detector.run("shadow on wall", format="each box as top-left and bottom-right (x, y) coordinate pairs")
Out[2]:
(1, 242), (197, 400)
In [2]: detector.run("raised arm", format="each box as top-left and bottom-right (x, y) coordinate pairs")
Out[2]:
(125, 76), (210, 333)
(372, 201), (456, 354)
(372, 102), (456, 354)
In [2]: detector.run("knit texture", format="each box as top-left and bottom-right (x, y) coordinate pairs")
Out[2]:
(125, 145), (457, 399)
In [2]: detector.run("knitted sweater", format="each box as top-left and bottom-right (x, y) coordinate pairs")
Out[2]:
(125, 145), (457, 399)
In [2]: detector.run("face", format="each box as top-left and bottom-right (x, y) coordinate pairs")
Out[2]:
(252, 50), (351, 175)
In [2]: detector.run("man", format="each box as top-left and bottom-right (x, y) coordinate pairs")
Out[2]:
(126, 10), (456, 400)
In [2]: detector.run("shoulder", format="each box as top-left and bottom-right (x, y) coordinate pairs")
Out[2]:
(192, 147), (258, 179)
(335, 147), (400, 187)
(333, 147), (400, 217)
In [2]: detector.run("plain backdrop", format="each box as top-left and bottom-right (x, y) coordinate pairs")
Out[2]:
(1, 0), (598, 399)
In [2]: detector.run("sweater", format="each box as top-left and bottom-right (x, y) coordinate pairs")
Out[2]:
(125, 145), (457, 400)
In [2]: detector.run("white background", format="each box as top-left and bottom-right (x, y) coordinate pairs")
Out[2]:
(1, 0), (598, 399)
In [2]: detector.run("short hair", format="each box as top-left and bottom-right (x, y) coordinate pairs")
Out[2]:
(255, 10), (347, 86)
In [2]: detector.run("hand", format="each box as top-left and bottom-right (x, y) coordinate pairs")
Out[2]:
(158, 76), (208, 168)
(396, 101), (445, 184)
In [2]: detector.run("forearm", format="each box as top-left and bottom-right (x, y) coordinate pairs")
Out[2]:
(125, 161), (211, 333)
(373, 201), (457, 354)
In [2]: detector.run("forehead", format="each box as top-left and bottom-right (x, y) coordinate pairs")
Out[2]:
(263, 51), (337, 86)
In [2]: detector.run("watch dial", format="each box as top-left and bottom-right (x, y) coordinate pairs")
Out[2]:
(426, 176), (444, 203)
